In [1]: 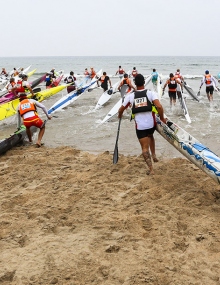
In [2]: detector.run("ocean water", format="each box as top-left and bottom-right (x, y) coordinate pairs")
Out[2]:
(0, 56), (220, 159)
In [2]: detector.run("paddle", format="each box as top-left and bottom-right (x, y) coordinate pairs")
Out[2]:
(113, 117), (122, 164)
(197, 89), (201, 96)
(88, 86), (97, 92)
(42, 115), (58, 128)
(33, 87), (41, 93)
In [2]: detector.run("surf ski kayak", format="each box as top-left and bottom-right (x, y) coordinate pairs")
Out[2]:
(0, 84), (68, 121)
(100, 98), (123, 124)
(183, 81), (200, 102)
(0, 125), (37, 155)
(144, 75), (152, 87)
(95, 81), (120, 110)
(48, 74), (101, 114)
(178, 91), (191, 124)
(156, 114), (220, 184)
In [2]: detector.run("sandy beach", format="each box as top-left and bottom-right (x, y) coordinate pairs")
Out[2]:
(0, 145), (220, 284)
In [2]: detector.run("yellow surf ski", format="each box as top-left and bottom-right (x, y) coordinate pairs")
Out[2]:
(0, 84), (68, 121)
(27, 69), (37, 78)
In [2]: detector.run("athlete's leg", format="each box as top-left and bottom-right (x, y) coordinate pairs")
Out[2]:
(139, 136), (154, 174)
(209, 87), (214, 101)
(36, 126), (45, 146)
(149, 134), (158, 162)
(169, 96), (172, 107)
(25, 127), (33, 143)
(206, 92), (210, 101)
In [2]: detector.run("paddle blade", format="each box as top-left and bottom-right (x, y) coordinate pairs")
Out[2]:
(113, 144), (119, 164)
(33, 87), (41, 93)
(113, 118), (122, 164)
(197, 91), (200, 96)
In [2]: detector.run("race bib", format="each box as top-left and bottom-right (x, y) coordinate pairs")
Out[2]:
(21, 103), (31, 110)
(134, 97), (148, 108)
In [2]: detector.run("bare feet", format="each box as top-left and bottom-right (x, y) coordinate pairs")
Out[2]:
(146, 169), (154, 175)
(152, 155), (159, 162)
(36, 143), (44, 148)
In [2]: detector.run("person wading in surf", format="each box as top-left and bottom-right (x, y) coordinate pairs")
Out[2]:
(132, 67), (138, 78)
(97, 72), (112, 92)
(174, 69), (184, 98)
(163, 73), (182, 108)
(64, 71), (77, 93)
(151, 69), (159, 91)
(199, 70), (218, 102)
(118, 73), (135, 98)
(115, 65), (125, 80)
(118, 73), (166, 175)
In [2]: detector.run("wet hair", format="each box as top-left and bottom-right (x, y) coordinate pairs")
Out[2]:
(70, 71), (74, 75)
(134, 74), (145, 86)
(22, 74), (28, 79)
(133, 67), (136, 70)
(103, 72), (106, 75)
(153, 68), (156, 72)
(124, 73), (128, 78)
(19, 93), (27, 101)
(119, 66), (121, 68)
(177, 69), (180, 72)
(10, 78), (15, 82)
(170, 73), (174, 78)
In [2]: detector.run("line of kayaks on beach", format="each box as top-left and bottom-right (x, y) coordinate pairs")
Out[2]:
(1, 67), (220, 185)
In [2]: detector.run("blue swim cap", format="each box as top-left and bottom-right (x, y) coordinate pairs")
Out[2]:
(205, 70), (209, 74)
(217, 73), (220, 79)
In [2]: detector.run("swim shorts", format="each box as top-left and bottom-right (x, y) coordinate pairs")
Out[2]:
(23, 115), (44, 129)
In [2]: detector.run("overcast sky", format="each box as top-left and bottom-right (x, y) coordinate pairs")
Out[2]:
(1, 0), (219, 57)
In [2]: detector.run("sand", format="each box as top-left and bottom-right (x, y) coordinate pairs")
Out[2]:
(1, 145), (220, 285)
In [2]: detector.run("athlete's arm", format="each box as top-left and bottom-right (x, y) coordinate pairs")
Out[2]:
(152, 99), (166, 123)
(25, 82), (35, 97)
(34, 100), (51, 119)
(109, 78), (112, 88)
(128, 79), (135, 90)
(200, 76), (205, 88)
(16, 104), (22, 128)
(118, 94), (132, 118)
(163, 80), (168, 90)
(212, 76), (218, 86)
(118, 105), (126, 118)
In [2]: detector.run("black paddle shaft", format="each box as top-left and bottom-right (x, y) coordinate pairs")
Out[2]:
(113, 117), (122, 164)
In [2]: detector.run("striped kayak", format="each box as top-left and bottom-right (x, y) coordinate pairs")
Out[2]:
(0, 84), (68, 121)
(156, 114), (220, 184)
(48, 71), (102, 114)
